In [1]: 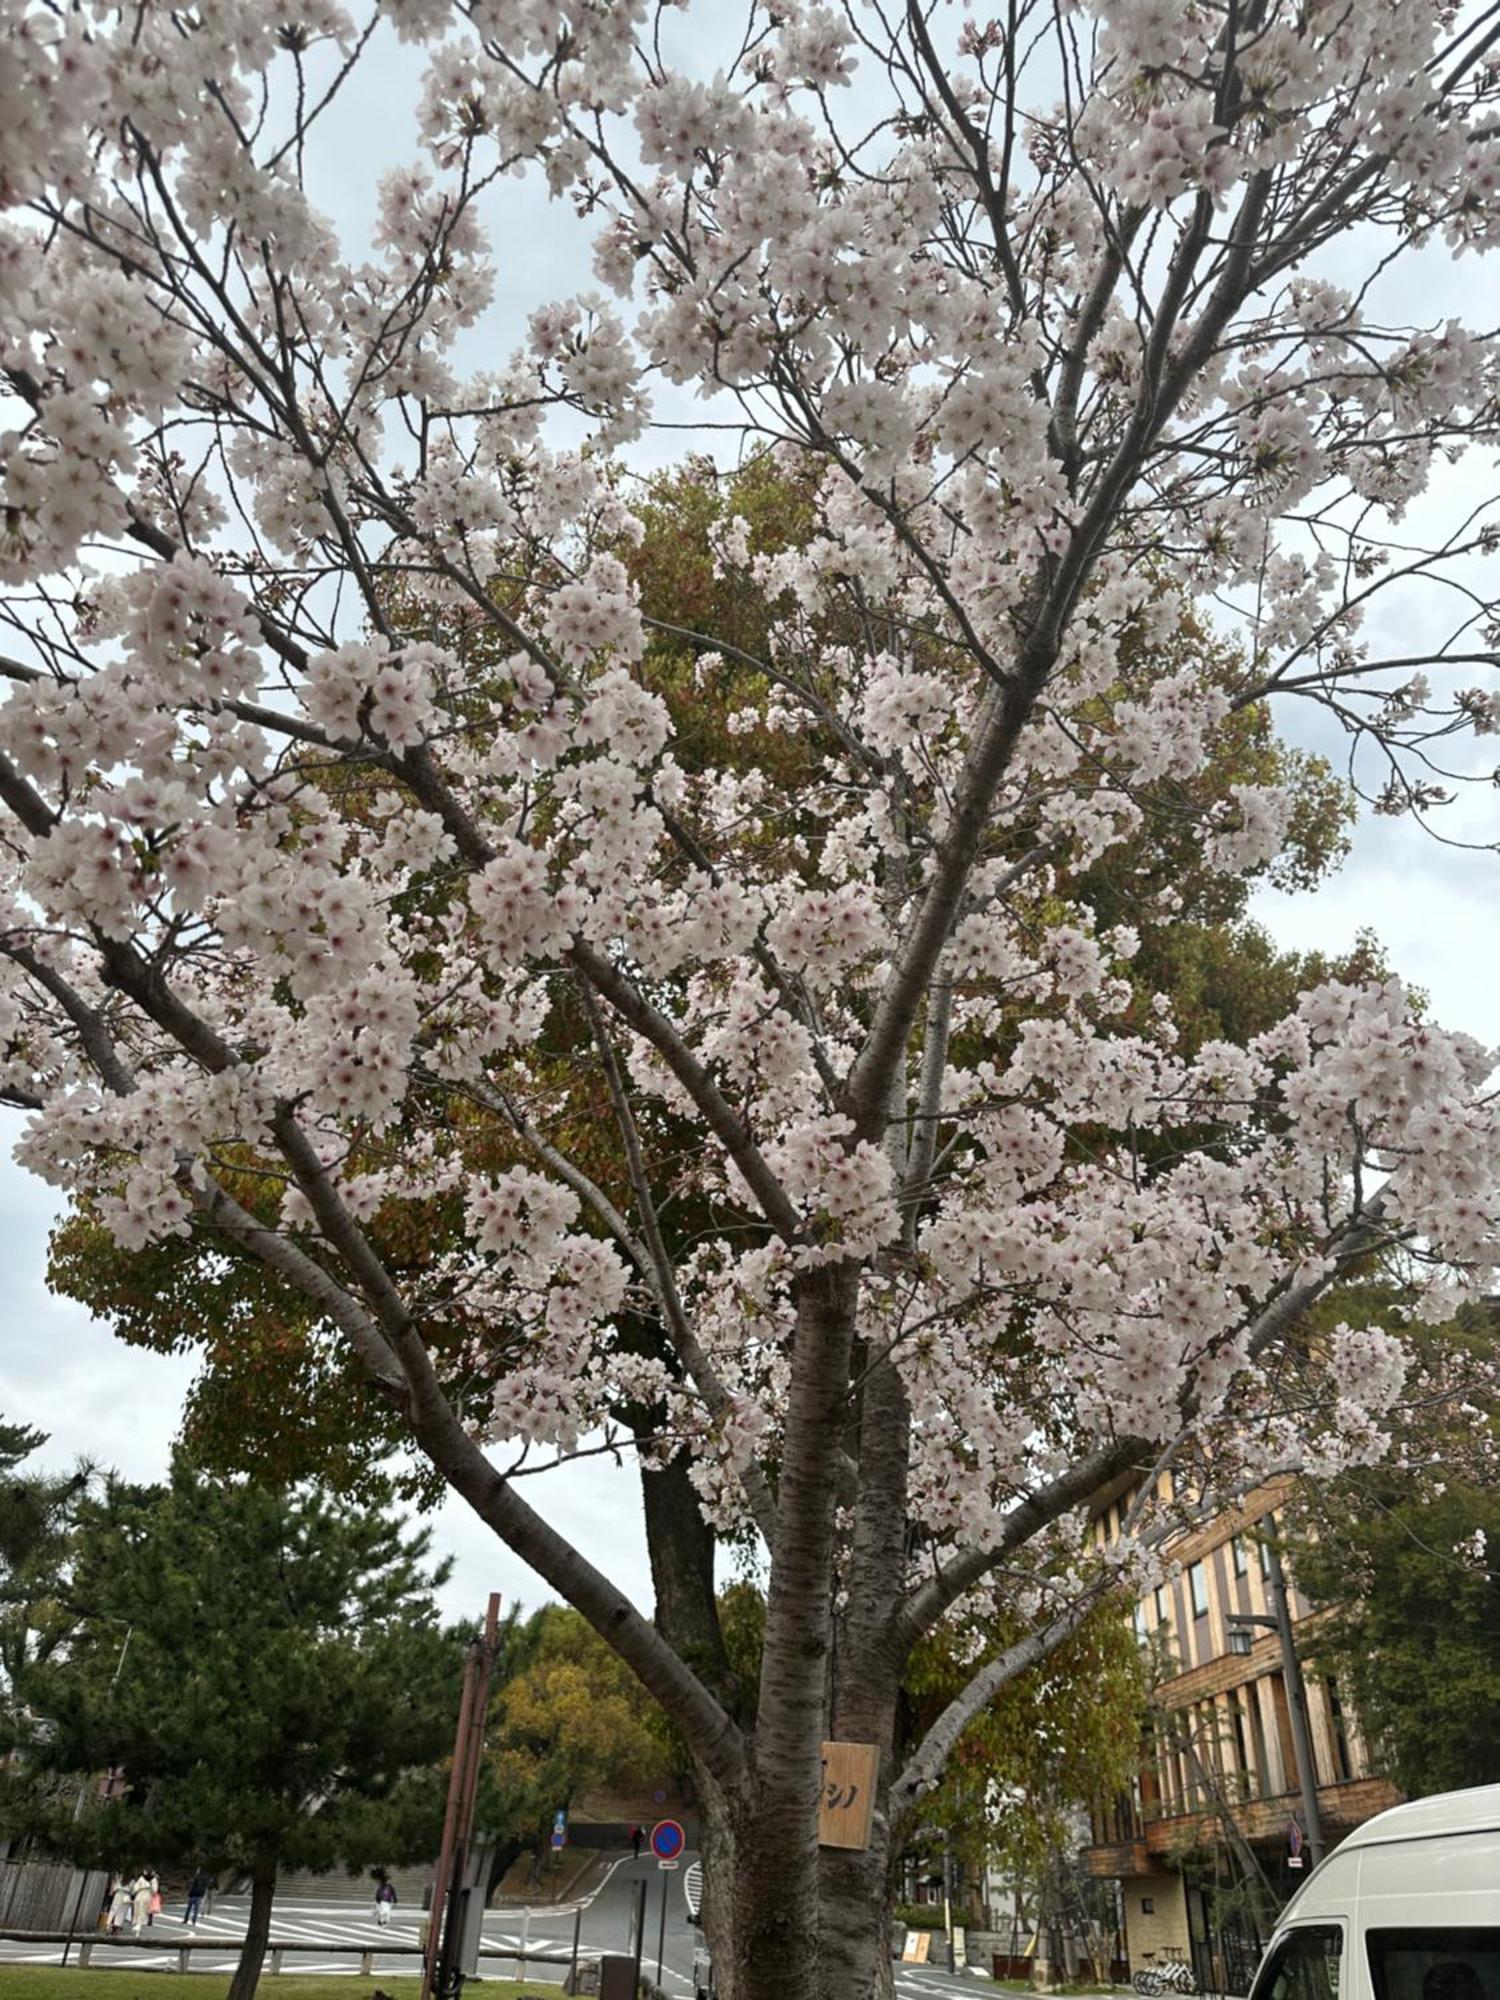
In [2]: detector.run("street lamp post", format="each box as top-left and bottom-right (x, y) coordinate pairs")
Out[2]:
(1226, 1537), (1324, 1867)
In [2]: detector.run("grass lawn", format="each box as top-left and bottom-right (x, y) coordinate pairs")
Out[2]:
(0, 1976), (558, 2000)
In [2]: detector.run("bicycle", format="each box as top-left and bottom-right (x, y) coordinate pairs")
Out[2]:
(1134, 1960), (1199, 1995)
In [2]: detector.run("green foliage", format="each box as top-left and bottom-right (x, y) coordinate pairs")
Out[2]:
(14, 1458), (460, 1878)
(0, 1419), (91, 1758)
(484, 1604), (671, 1858)
(903, 1599), (1146, 1884)
(47, 1203), (446, 1507)
(0, 1420), (49, 1474)
(1292, 1464), (1500, 1798)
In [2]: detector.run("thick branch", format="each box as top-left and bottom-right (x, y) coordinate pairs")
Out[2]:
(264, 1106), (749, 1788)
(579, 986), (780, 1550)
(890, 1434), (1148, 1666)
(888, 1581), (1111, 1832)
(567, 938), (802, 1240)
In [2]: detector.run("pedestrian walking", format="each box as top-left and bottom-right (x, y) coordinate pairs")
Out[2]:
(374, 1878), (397, 1927)
(184, 1869), (210, 1926)
(107, 1878), (132, 1935)
(130, 1873), (153, 1935)
(629, 1824), (643, 1860)
(147, 1872), (161, 1926)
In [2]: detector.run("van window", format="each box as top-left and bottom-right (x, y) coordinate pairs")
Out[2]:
(1251, 1926), (1344, 2000)
(1368, 1929), (1500, 2000)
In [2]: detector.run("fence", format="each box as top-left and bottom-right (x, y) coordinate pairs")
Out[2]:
(0, 1922), (582, 1981)
(0, 1859), (109, 1933)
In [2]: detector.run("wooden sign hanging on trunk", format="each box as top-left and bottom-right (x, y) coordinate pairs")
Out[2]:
(818, 1739), (879, 1851)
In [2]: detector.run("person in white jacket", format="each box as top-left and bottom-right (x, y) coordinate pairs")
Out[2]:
(130, 1874), (154, 1935)
(107, 1878), (132, 1935)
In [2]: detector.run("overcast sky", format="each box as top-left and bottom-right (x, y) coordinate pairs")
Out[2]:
(1, 16), (1495, 1628)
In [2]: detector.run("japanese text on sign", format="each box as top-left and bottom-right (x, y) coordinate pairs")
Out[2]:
(817, 1740), (879, 1851)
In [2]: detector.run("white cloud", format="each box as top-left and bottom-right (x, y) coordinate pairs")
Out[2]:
(422, 1459), (653, 1625)
(0, 1152), (196, 1486)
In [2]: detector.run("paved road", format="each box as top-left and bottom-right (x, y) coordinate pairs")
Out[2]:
(0, 1859), (701, 1989)
(890, 1968), (994, 1999)
(0, 1864), (1031, 1997)
(575, 1851), (702, 1988)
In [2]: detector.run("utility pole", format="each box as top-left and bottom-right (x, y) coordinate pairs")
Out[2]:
(1264, 1540), (1324, 1868)
(422, 1594), (502, 2000)
(1226, 1532), (1325, 1868)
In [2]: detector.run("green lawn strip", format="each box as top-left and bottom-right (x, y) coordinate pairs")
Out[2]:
(0, 1975), (557, 2000)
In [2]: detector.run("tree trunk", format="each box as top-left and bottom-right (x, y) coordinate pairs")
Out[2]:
(693, 1765), (901, 2000)
(819, 1829), (899, 2000)
(642, 1446), (737, 1711)
(687, 1282), (912, 2000)
(818, 1341), (910, 2000)
(693, 1629), (906, 2000)
(693, 1765), (751, 2000)
(727, 1264), (859, 2000)
(227, 1858), (276, 2000)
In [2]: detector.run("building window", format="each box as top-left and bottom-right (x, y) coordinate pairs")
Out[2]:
(1134, 1605), (1149, 1643)
(1326, 1677), (1354, 1781)
(1142, 1899), (1155, 1915)
(1248, 1683), (1272, 1795)
(1155, 1583), (1170, 1624)
(1269, 1672), (1300, 1790)
(1189, 1560), (1209, 1619)
(1259, 1520), (1276, 1579)
(1232, 1534), (1248, 1577)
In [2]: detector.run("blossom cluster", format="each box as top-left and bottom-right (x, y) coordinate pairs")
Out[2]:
(0, 0), (1494, 1586)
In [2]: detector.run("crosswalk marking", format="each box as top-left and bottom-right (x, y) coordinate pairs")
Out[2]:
(0, 1877), (703, 1988)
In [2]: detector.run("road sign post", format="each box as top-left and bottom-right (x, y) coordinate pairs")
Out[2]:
(644, 1820), (685, 1989)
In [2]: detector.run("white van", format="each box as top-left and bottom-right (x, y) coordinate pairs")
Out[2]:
(1250, 1787), (1500, 2000)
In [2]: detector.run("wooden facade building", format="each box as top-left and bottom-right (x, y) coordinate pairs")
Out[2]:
(1081, 1478), (1400, 1987)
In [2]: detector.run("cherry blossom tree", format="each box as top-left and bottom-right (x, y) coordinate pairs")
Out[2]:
(2, 1), (1500, 1993)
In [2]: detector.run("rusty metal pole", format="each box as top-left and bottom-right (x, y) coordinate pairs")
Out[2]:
(437, 1595), (501, 1997)
(422, 1594), (501, 2000)
(422, 1646), (480, 2000)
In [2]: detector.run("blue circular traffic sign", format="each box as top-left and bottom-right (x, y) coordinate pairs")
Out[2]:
(650, 1818), (685, 1861)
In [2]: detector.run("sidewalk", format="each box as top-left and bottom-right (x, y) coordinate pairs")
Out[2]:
(490, 1848), (613, 1907)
